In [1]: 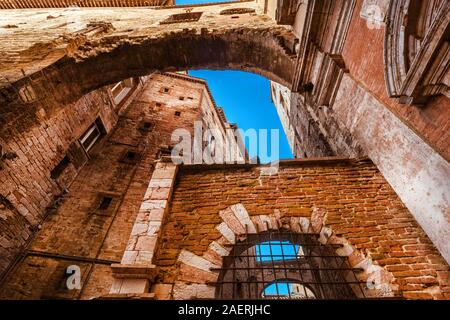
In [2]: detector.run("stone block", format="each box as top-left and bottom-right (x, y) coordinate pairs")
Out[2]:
(119, 279), (149, 294)
(135, 235), (157, 251)
(152, 283), (173, 300)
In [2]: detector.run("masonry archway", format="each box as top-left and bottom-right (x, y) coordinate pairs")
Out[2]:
(215, 230), (360, 299)
(0, 23), (298, 137)
(170, 203), (399, 300)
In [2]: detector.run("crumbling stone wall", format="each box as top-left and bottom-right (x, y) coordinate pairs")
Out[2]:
(0, 1), (297, 139)
(152, 159), (450, 300)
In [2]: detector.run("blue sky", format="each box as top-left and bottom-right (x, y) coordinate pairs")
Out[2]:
(176, 0), (294, 162)
(189, 70), (294, 162)
(255, 240), (299, 262)
(256, 241), (300, 296)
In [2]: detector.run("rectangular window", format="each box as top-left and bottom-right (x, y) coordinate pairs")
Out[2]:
(98, 197), (112, 210)
(124, 151), (137, 162)
(111, 78), (135, 105)
(67, 142), (88, 169)
(50, 156), (71, 179)
(174, 111), (181, 117)
(120, 150), (140, 164)
(79, 118), (106, 153)
(139, 121), (152, 131)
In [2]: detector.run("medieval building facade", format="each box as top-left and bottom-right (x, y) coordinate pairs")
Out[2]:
(0, 0), (449, 300)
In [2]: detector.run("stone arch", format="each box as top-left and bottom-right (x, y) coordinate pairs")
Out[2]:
(0, 26), (298, 137)
(384, 0), (450, 104)
(171, 203), (398, 299)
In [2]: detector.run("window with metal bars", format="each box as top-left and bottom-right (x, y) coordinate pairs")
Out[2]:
(213, 229), (368, 300)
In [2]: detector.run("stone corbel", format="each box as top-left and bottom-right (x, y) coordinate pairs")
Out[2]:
(313, 54), (349, 107)
(275, 0), (298, 25)
(292, 0), (355, 92)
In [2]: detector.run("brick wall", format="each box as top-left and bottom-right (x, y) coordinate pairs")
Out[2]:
(275, 0), (450, 263)
(153, 159), (450, 299)
(0, 87), (119, 279)
(0, 72), (240, 299)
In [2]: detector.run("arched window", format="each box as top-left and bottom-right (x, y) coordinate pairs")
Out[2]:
(215, 230), (366, 299)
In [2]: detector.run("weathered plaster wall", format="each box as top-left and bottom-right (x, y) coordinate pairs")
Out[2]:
(332, 73), (450, 265)
(343, 0), (450, 162)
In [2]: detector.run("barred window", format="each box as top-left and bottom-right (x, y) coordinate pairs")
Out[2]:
(213, 229), (367, 299)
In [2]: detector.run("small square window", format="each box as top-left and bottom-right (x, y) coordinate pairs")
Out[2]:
(139, 122), (152, 131)
(18, 85), (36, 104)
(179, 97), (185, 101)
(50, 156), (71, 179)
(92, 192), (121, 215)
(125, 151), (137, 161)
(174, 111), (181, 117)
(98, 197), (112, 210)
(120, 150), (140, 164)
(163, 88), (170, 93)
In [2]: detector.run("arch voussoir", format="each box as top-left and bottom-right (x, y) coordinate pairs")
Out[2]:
(172, 203), (399, 300)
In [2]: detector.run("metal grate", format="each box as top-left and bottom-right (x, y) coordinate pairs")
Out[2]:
(211, 226), (369, 300)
